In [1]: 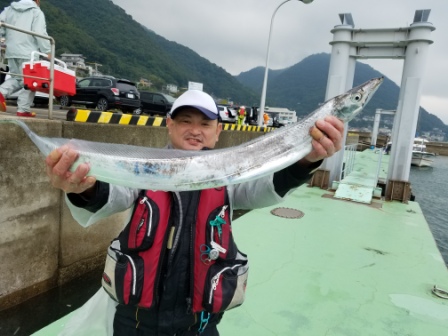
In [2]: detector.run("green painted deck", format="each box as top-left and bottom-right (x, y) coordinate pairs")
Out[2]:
(34, 150), (448, 335)
(335, 149), (388, 203)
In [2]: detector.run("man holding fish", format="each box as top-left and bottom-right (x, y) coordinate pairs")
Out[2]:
(45, 89), (344, 335)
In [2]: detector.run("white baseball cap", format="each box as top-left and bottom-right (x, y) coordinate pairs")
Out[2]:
(169, 90), (219, 120)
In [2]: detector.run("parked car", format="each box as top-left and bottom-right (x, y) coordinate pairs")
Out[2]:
(58, 75), (140, 113)
(217, 105), (237, 123)
(134, 92), (175, 116)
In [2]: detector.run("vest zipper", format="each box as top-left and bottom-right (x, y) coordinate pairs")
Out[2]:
(208, 264), (242, 305)
(139, 196), (154, 239)
(167, 192), (183, 266)
(154, 222), (170, 306)
(161, 192), (183, 303)
(124, 254), (138, 297)
(186, 191), (196, 314)
(110, 248), (137, 297)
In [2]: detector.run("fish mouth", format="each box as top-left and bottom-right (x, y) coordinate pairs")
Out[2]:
(364, 76), (383, 102)
(349, 76), (383, 93)
(360, 76), (384, 106)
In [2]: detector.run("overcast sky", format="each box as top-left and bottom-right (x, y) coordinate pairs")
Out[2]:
(112, 0), (447, 124)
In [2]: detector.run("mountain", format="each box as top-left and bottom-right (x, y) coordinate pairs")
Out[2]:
(236, 67), (286, 92)
(236, 53), (448, 138)
(0, 0), (258, 104)
(0, 0), (445, 138)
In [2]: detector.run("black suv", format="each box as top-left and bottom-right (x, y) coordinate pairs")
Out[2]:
(58, 76), (140, 113)
(134, 92), (175, 116)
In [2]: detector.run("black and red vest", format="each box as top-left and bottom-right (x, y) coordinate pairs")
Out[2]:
(102, 188), (249, 314)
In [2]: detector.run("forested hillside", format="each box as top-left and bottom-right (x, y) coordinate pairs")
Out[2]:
(0, 0), (258, 103)
(0, 0), (445, 136)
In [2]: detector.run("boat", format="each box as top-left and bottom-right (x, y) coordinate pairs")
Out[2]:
(412, 137), (435, 167)
(383, 138), (435, 167)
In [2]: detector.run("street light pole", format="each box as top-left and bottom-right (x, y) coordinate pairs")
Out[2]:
(258, 0), (314, 126)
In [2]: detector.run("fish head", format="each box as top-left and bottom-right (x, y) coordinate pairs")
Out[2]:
(333, 77), (383, 122)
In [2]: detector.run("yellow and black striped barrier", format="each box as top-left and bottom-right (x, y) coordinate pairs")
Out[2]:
(69, 109), (274, 132)
(71, 109), (166, 127)
(222, 123), (274, 132)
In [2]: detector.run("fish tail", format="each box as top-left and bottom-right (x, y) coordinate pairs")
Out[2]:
(0, 118), (55, 156)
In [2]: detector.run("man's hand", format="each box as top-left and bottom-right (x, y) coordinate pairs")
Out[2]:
(45, 145), (96, 194)
(301, 115), (345, 164)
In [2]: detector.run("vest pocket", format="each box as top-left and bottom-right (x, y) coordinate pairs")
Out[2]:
(202, 250), (249, 313)
(119, 195), (160, 251)
(102, 243), (144, 306)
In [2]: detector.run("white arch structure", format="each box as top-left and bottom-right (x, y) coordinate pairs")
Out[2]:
(320, 10), (435, 192)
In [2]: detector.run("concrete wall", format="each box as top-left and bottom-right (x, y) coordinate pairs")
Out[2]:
(349, 131), (448, 156)
(426, 142), (448, 156)
(0, 119), (263, 310)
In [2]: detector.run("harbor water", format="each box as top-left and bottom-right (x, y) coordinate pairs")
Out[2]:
(409, 154), (448, 265)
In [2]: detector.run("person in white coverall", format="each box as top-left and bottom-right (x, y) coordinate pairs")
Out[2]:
(0, 0), (51, 117)
(44, 90), (345, 335)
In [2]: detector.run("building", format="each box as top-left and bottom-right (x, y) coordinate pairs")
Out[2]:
(60, 53), (102, 77)
(139, 78), (151, 87)
(166, 84), (178, 94)
(60, 53), (86, 69)
(265, 107), (298, 125)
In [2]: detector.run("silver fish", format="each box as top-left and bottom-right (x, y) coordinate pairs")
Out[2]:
(0, 77), (382, 191)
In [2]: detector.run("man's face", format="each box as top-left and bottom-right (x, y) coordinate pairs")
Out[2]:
(166, 108), (222, 150)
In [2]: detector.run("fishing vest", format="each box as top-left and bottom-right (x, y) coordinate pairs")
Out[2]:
(101, 188), (249, 314)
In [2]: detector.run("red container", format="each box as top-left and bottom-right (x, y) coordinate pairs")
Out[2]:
(22, 59), (76, 97)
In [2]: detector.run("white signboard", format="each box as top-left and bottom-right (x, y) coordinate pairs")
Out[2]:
(188, 81), (203, 91)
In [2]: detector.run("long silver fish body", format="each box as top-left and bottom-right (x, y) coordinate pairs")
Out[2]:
(1, 77), (382, 191)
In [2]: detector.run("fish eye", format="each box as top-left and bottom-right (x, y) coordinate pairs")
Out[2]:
(351, 93), (363, 102)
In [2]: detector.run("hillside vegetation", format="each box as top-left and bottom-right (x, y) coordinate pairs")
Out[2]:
(0, 0), (445, 137)
(0, 0), (259, 103)
(237, 53), (448, 137)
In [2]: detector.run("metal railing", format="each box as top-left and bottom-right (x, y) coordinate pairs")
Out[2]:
(340, 143), (385, 187)
(0, 21), (56, 119)
(340, 144), (357, 180)
(374, 146), (384, 183)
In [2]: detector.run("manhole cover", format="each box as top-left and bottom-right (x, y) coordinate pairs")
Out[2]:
(270, 207), (305, 219)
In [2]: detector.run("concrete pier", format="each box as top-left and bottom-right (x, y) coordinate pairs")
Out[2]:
(0, 118), (263, 310)
(1, 117), (447, 311)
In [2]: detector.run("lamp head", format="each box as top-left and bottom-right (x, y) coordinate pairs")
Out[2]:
(300, 0), (314, 3)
